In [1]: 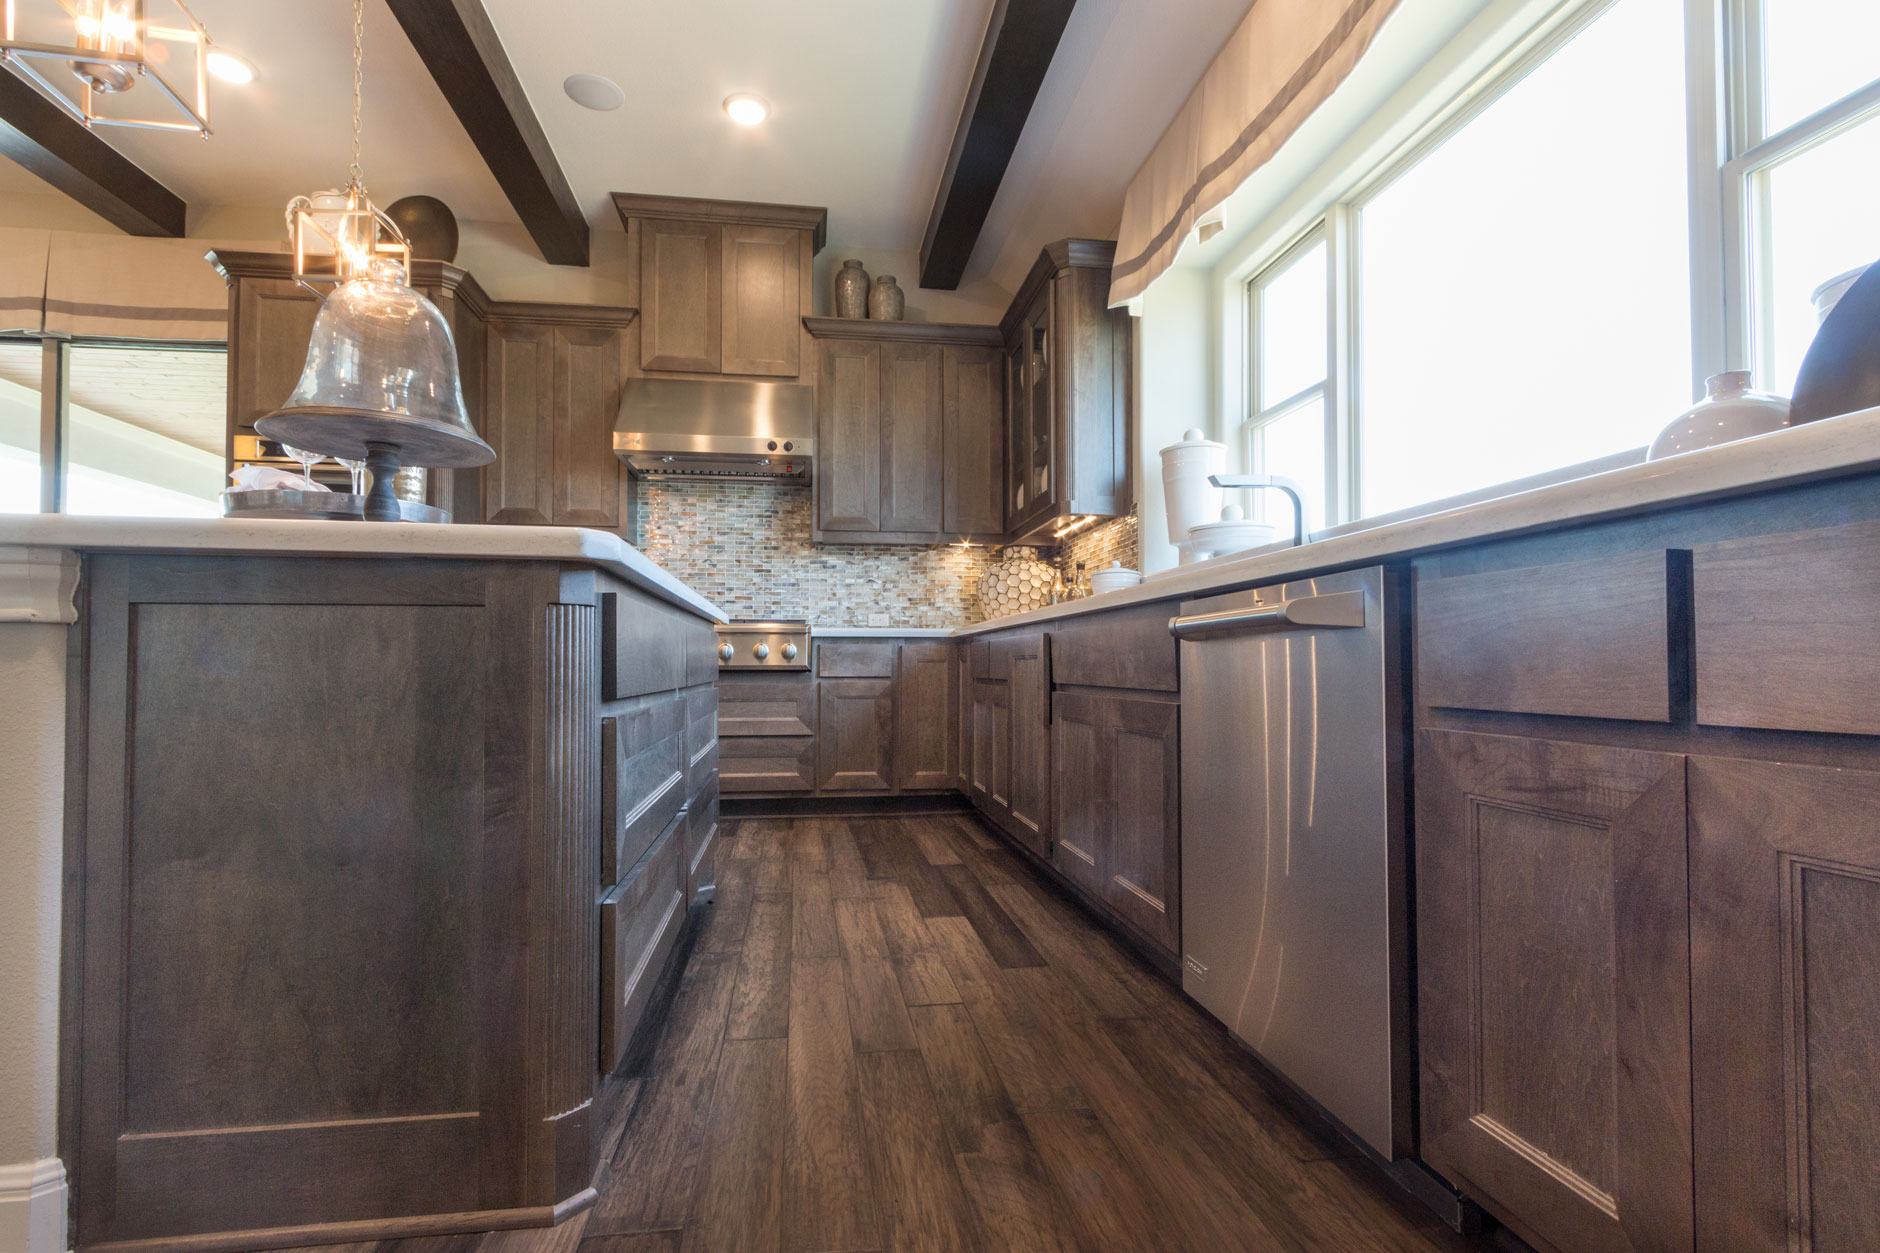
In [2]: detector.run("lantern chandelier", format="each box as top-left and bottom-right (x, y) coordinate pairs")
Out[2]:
(0, 0), (219, 135)
(284, 0), (410, 293)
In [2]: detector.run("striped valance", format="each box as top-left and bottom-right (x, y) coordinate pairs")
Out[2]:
(1109, 0), (1402, 307)
(0, 228), (279, 341)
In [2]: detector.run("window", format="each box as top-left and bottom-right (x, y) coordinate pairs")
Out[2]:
(0, 339), (226, 517)
(1233, 0), (1880, 535)
(1245, 234), (1329, 537)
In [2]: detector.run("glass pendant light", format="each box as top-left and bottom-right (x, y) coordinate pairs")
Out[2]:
(256, 0), (492, 523)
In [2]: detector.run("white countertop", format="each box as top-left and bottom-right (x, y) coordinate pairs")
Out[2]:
(0, 515), (728, 623)
(814, 626), (955, 637)
(957, 404), (1880, 637)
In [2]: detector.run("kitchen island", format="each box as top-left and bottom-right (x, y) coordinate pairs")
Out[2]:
(0, 519), (723, 1253)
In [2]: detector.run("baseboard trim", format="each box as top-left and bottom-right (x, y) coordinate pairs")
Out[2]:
(79, 1189), (597, 1253)
(722, 793), (970, 819)
(0, 1157), (66, 1253)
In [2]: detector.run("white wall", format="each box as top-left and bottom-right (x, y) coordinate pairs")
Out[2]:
(1133, 268), (1214, 574)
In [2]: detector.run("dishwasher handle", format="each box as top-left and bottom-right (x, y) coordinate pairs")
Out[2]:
(1167, 588), (1366, 639)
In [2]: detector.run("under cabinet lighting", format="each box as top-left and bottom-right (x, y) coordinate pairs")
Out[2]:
(1051, 514), (1100, 540)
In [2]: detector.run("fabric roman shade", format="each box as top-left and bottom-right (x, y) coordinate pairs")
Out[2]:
(42, 232), (235, 340)
(1108, 0), (1402, 307)
(0, 227), (50, 334)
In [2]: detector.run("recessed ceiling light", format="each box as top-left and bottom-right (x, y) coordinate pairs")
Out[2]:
(564, 73), (624, 111)
(723, 93), (769, 126)
(205, 47), (256, 84)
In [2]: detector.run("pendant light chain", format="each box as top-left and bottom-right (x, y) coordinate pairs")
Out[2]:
(349, 0), (366, 194)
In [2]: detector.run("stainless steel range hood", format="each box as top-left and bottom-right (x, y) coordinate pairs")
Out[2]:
(613, 378), (815, 481)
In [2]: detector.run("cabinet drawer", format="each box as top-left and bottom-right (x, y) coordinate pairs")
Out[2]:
(602, 587), (715, 701)
(602, 694), (687, 886)
(1417, 551), (1683, 722)
(600, 813), (686, 1073)
(685, 685), (719, 797)
(1051, 602), (1177, 692)
(683, 774), (720, 903)
(720, 734), (817, 793)
(817, 639), (895, 677)
(1694, 521), (1880, 735)
(718, 674), (816, 737)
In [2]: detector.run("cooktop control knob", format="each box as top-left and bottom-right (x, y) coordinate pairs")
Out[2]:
(718, 642), (734, 661)
(782, 642), (799, 661)
(753, 642), (770, 660)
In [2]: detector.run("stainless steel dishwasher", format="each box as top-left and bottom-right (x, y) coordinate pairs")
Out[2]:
(1169, 564), (1411, 1159)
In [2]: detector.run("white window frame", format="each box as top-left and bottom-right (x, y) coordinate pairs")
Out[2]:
(1231, 0), (1880, 535)
(1242, 223), (1341, 530)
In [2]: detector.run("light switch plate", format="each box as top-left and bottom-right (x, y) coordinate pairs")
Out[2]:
(867, 612), (890, 628)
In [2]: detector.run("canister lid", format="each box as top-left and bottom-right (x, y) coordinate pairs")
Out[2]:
(1159, 427), (1225, 456)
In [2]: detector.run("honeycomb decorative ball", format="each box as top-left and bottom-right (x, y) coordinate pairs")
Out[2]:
(976, 546), (1055, 618)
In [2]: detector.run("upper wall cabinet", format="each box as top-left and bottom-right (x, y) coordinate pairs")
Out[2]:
(806, 319), (1006, 545)
(1001, 239), (1133, 543)
(614, 194), (827, 385)
(481, 305), (636, 529)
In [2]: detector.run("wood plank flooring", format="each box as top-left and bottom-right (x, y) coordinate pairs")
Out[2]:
(282, 815), (1490, 1253)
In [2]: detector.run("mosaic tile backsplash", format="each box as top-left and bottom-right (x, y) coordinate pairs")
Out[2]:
(630, 479), (1144, 628)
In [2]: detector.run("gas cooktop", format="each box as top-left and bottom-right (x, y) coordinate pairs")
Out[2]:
(714, 619), (810, 670)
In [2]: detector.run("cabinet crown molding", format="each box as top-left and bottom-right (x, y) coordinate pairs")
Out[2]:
(0, 546), (80, 623)
(1001, 238), (1118, 339)
(610, 192), (829, 254)
(803, 316), (1001, 347)
(206, 249), (493, 318)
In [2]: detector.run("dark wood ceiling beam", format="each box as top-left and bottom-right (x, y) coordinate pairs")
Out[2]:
(918, 0), (1077, 290)
(0, 70), (186, 236)
(385, 0), (589, 266)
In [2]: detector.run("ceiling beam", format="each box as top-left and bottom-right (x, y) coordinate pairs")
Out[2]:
(0, 70), (186, 236)
(919, 0), (1077, 290)
(384, 0), (589, 266)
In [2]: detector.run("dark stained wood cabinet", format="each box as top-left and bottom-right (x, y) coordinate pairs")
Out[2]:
(614, 193), (826, 384)
(999, 239), (1132, 543)
(1688, 756), (1880, 1252)
(806, 320), (1005, 545)
(717, 672), (818, 794)
(969, 672), (1010, 817)
(64, 554), (718, 1250)
(817, 678), (895, 791)
(1050, 689), (1180, 954)
(482, 308), (634, 529)
(1005, 632), (1052, 855)
(895, 641), (957, 790)
(1415, 730), (1692, 1253)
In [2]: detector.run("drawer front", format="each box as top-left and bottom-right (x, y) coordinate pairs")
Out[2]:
(1694, 521), (1880, 734)
(1417, 551), (1682, 723)
(720, 734), (818, 793)
(602, 694), (687, 885)
(685, 685), (719, 797)
(602, 586), (716, 701)
(684, 774), (720, 902)
(1050, 602), (1177, 691)
(718, 674), (816, 737)
(600, 812), (685, 1073)
(817, 639), (896, 678)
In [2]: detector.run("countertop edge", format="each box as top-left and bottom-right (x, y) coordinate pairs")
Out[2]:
(0, 518), (729, 624)
(953, 405), (1880, 637)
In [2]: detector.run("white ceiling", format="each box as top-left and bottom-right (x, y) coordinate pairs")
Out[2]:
(0, 0), (1252, 298)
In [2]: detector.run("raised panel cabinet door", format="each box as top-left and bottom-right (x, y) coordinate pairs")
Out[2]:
(1689, 756), (1880, 1253)
(1416, 730), (1692, 1253)
(942, 344), (1005, 537)
(817, 339), (883, 532)
(1006, 632), (1052, 856)
(482, 320), (556, 524)
(895, 641), (956, 790)
(229, 278), (322, 433)
(552, 324), (626, 527)
(1102, 692), (1179, 953)
(969, 677), (1009, 817)
(817, 677), (895, 791)
(639, 218), (722, 373)
(879, 341), (944, 534)
(720, 223), (801, 377)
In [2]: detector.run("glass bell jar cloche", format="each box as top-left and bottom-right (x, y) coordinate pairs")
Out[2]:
(258, 258), (493, 468)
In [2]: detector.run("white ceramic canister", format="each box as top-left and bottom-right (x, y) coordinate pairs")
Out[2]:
(1188, 504), (1279, 560)
(1088, 562), (1143, 595)
(1645, 371), (1791, 461)
(1159, 428), (1226, 562)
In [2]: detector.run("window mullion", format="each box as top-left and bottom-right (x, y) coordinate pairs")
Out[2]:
(1326, 203), (1357, 527)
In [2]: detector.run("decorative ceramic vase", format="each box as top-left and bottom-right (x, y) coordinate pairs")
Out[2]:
(833, 259), (870, 319)
(385, 195), (459, 262)
(976, 546), (1055, 618)
(868, 274), (905, 321)
(1646, 371), (1792, 460)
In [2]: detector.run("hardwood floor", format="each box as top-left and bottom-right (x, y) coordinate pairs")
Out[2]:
(285, 815), (1485, 1253)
